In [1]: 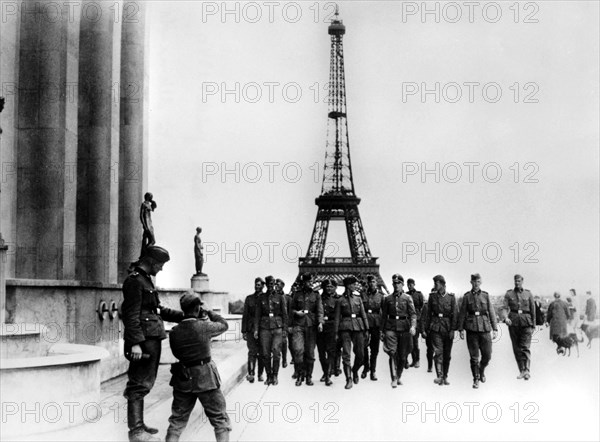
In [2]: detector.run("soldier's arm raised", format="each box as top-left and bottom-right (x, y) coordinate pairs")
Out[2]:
(207, 310), (229, 337)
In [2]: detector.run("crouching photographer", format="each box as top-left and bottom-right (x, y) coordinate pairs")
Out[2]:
(166, 291), (232, 442)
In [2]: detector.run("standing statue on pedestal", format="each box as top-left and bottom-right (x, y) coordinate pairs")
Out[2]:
(140, 192), (157, 258)
(194, 227), (205, 276)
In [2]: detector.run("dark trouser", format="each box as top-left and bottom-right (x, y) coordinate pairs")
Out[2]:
(383, 330), (413, 378)
(508, 326), (533, 372)
(363, 327), (381, 372)
(425, 333), (434, 369)
(334, 335), (343, 371)
(430, 331), (454, 378)
(246, 331), (261, 375)
(410, 324), (421, 363)
(259, 328), (283, 375)
(123, 338), (162, 401)
(166, 388), (231, 440)
(466, 331), (492, 378)
(340, 330), (365, 372)
(316, 323), (337, 374)
(281, 331), (289, 363)
(291, 325), (317, 366)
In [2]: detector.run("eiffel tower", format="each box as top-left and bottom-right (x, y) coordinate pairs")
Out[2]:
(297, 10), (387, 292)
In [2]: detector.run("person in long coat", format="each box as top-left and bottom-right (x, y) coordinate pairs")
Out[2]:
(545, 292), (570, 341)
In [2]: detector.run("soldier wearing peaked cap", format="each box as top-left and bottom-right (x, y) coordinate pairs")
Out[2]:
(316, 279), (339, 386)
(242, 277), (265, 383)
(289, 273), (324, 386)
(381, 274), (417, 388)
(361, 275), (385, 381)
(121, 245), (184, 442)
(421, 274), (459, 386)
(503, 274), (536, 380)
(334, 276), (369, 389)
(254, 276), (288, 386)
(406, 278), (425, 369)
(458, 274), (498, 389)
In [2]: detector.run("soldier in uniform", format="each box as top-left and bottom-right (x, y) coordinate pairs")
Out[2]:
(276, 278), (290, 369)
(381, 274), (416, 388)
(361, 275), (384, 381)
(121, 245), (184, 442)
(420, 301), (435, 373)
(254, 275), (288, 386)
(334, 276), (369, 389)
(165, 292), (231, 442)
(242, 277), (265, 383)
(458, 274), (498, 389)
(289, 273), (324, 386)
(316, 279), (339, 386)
(503, 274), (536, 380)
(421, 275), (458, 386)
(406, 278), (424, 368)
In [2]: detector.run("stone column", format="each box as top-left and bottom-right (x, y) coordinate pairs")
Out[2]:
(0, 4), (20, 279)
(118, 1), (148, 281)
(76, 1), (121, 283)
(15, 1), (80, 279)
(0, 234), (7, 323)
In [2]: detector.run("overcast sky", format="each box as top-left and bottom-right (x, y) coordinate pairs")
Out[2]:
(147, 1), (599, 302)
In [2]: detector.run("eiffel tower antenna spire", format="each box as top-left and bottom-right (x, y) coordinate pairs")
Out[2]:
(297, 10), (386, 292)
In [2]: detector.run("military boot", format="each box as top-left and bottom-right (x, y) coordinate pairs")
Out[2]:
(257, 359), (265, 382)
(471, 364), (480, 389)
(344, 365), (353, 390)
(325, 361), (333, 386)
(246, 359), (255, 383)
(433, 361), (443, 385)
(389, 357), (397, 388)
(305, 362), (314, 386)
(479, 364), (487, 383)
(295, 365), (304, 386)
(127, 401), (160, 442)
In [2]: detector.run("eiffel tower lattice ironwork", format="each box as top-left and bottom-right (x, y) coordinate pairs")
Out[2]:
(297, 11), (387, 292)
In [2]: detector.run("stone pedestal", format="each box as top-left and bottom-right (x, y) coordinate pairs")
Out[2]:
(191, 274), (210, 292)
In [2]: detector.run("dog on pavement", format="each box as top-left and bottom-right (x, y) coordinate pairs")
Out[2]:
(580, 323), (599, 348)
(552, 333), (582, 357)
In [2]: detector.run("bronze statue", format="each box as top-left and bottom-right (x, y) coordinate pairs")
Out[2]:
(140, 192), (156, 257)
(194, 227), (205, 275)
(0, 96), (5, 134)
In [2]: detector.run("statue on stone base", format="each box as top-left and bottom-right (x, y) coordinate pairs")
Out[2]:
(194, 227), (205, 275)
(140, 192), (157, 257)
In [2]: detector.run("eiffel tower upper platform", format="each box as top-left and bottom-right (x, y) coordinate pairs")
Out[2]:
(297, 10), (386, 292)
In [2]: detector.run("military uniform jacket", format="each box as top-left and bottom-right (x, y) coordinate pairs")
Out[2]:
(241, 292), (261, 334)
(503, 288), (536, 327)
(254, 290), (288, 331)
(321, 294), (338, 330)
(169, 312), (228, 393)
(458, 290), (498, 333)
(362, 289), (384, 328)
(289, 288), (324, 328)
(586, 297), (597, 321)
(334, 290), (368, 333)
(381, 291), (417, 332)
(121, 268), (183, 345)
(422, 291), (458, 333)
(407, 289), (425, 321)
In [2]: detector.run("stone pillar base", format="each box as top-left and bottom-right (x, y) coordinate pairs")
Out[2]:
(191, 274), (209, 292)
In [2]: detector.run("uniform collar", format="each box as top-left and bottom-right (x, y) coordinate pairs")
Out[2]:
(472, 289), (481, 295)
(134, 267), (152, 280)
(514, 287), (524, 293)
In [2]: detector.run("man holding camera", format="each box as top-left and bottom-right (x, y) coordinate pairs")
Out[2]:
(165, 291), (231, 442)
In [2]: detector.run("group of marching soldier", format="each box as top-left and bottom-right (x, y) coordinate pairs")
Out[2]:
(242, 272), (537, 390)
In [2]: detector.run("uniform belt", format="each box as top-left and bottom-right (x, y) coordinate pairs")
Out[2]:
(469, 312), (487, 316)
(140, 309), (158, 315)
(437, 313), (447, 318)
(344, 314), (357, 318)
(184, 357), (211, 367)
(263, 313), (280, 318)
(389, 315), (407, 320)
(511, 310), (530, 314)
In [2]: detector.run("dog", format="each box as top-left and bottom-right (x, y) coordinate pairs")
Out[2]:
(580, 323), (599, 348)
(552, 333), (582, 357)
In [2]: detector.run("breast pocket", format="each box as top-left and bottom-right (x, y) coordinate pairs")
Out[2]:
(141, 316), (162, 336)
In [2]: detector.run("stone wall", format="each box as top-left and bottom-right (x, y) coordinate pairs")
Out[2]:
(5, 279), (127, 381)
